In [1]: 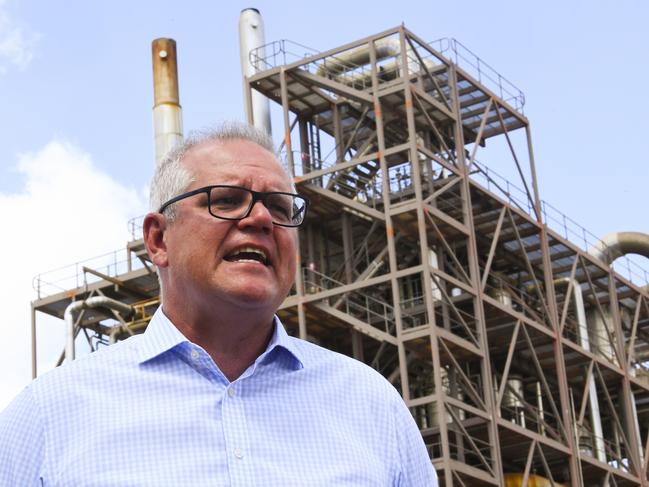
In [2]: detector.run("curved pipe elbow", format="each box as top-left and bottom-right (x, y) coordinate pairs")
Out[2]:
(588, 231), (649, 266)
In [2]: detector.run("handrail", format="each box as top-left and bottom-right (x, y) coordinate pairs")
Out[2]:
(429, 37), (525, 113)
(471, 160), (649, 286)
(249, 35), (525, 113)
(249, 39), (320, 71)
(303, 267), (420, 329)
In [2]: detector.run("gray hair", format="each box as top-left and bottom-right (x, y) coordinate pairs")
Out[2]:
(149, 121), (279, 222)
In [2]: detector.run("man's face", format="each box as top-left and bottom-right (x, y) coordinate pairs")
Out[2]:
(160, 138), (298, 314)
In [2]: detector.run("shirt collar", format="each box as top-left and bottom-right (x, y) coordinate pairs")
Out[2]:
(257, 313), (305, 370)
(136, 307), (187, 364)
(137, 306), (304, 370)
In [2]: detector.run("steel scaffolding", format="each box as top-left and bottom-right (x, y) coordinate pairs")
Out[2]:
(32, 26), (649, 486)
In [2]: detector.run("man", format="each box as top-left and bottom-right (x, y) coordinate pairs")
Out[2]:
(0, 123), (437, 485)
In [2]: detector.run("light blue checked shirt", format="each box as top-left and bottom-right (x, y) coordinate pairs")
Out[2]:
(0, 308), (436, 486)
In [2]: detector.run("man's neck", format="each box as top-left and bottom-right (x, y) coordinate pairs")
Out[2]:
(162, 301), (275, 382)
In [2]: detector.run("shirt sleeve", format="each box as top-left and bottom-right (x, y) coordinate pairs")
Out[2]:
(392, 393), (438, 487)
(0, 385), (45, 486)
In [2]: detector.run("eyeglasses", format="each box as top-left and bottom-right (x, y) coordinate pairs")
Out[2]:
(158, 185), (309, 227)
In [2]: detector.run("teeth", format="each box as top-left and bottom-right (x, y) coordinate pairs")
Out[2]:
(230, 247), (268, 263)
(237, 247), (267, 260)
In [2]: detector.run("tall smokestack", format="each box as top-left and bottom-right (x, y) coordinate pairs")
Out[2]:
(152, 38), (183, 165)
(239, 8), (271, 134)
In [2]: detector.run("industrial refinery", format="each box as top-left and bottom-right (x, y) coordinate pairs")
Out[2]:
(30, 9), (649, 487)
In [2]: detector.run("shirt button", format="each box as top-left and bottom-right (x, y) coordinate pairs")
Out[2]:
(228, 387), (236, 397)
(190, 349), (199, 360)
(234, 448), (244, 459)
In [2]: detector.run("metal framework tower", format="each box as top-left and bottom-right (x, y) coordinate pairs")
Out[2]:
(31, 26), (649, 486)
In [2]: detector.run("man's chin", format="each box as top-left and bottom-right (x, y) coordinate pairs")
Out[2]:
(218, 286), (286, 311)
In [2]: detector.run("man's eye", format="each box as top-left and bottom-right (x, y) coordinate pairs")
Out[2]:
(212, 197), (238, 207)
(269, 203), (291, 219)
(210, 189), (246, 209)
(267, 195), (293, 221)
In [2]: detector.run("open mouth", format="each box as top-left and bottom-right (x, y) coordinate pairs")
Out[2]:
(224, 247), (269, 266)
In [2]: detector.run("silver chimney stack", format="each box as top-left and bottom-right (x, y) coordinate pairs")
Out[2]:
(152, 38), (183, 165)
(239, 8), (271, 134)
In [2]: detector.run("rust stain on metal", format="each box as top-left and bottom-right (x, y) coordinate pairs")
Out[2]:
(152, 38), (180, 107)
(374, 103), (382, 118)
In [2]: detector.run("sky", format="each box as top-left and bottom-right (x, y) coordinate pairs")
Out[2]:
(0, 0), (647, 410)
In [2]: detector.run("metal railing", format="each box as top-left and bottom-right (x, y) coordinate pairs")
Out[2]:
(33, 215), (149, 299)
(250, 39), (320, 71)
(250, 38), (406, 92)
(128, 215), (145, 240)
(471, 160), (649, 286)
(32, 248), (145, 299)
(542, 198), (649, 285)
(303, 267), (420, 331)
(429, 38), (525, 113)
(251, 35), (525, 114)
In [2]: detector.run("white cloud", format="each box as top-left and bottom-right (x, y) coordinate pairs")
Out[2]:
(0, 4), (38, 73)
(0, 140), (148, 410)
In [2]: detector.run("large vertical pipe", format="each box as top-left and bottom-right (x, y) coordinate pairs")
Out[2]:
(503, 375), (525, 427)
(556, 278), (607, 462)
(152, 38), (183, 165)
(587, 233), (649, 466)
(239, 8), (271, 134)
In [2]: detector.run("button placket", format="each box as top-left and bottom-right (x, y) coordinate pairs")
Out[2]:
(221, 381), (251, 485)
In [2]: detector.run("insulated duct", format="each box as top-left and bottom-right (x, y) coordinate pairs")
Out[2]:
(315, 37), (427, 88)
(152, 38), (183, 166)
(239, 8), (271, 134)
(316, 38), (400, 76)
(555, 278), (606, 462)
(588, 231), (649, 266)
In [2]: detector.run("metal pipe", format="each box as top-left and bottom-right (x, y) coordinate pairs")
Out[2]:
(239, 8), (271, 134)
(503, 375), (525, 427)
(152, 38), (183, 165)
(555, 277), (607, 462)
(316, 38), (400, 77)
(588, 231), (649, 265)
(535, 381), (545, 436)
(64, 297), (134, 362)
(587, 231), (648, 464)
(315, 37), (428, 87)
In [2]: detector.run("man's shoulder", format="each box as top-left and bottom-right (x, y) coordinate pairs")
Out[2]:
(285, 335), (401, 397)
(30, 334), (143, 394)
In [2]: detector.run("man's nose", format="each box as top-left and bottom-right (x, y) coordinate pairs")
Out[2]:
(239, 199), (274, 232)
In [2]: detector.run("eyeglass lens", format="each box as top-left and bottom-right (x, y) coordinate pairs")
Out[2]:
(209, 186), (306, 226)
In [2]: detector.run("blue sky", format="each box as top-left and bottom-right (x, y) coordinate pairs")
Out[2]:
(1, 0), (647, 408)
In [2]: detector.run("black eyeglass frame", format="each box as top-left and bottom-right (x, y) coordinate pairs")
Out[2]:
(158, 184), (310, 227)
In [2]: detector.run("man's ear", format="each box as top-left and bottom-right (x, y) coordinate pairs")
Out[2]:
(143, 212), (169, 268)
